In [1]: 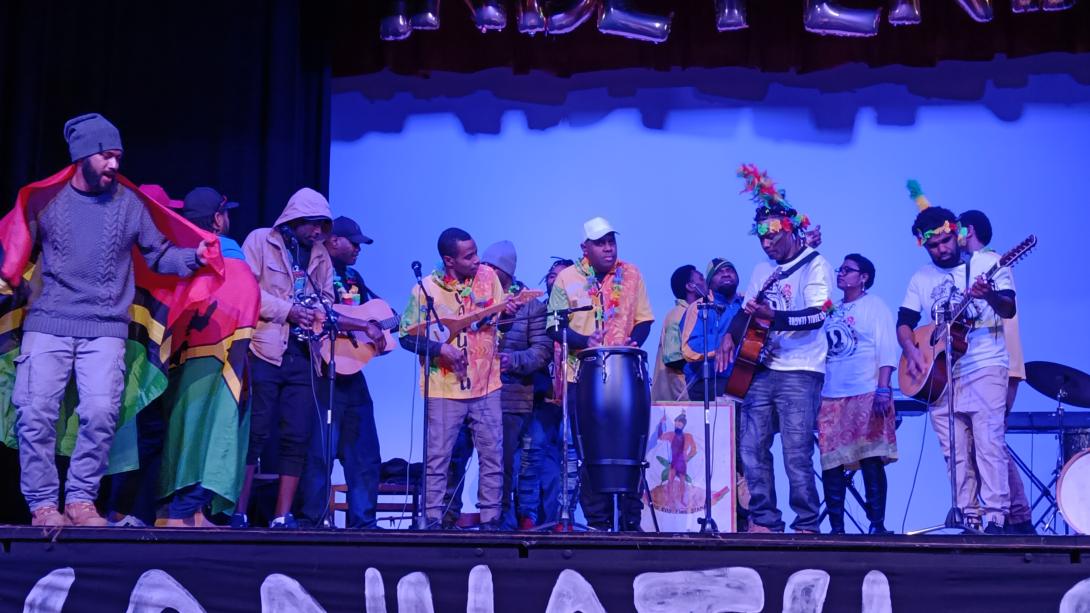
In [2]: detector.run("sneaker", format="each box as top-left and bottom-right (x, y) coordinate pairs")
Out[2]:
(65, 502), (108, 527)
(109, 514), (147, 528)
(31, 506), (69, 527)
(477, 519), (501, 532)
(983, 521), (1006, 535)
(269, 513), (299, 529)
(552, 522), (574, 533)
(794, 529), (818, 535)
(518, 517), (536, 531)
(229, 513), (250, 529)
(747, 523), (775, 534)
(868, 523), (894, 535)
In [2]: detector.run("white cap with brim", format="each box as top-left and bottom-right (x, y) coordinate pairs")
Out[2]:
(583, 216), (617, 241)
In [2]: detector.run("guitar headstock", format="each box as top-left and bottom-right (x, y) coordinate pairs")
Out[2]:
(1000, 234), (1037, 268)
(509, 289), (544, 306)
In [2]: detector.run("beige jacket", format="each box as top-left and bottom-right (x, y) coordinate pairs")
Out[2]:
(242, 188), (334, 366)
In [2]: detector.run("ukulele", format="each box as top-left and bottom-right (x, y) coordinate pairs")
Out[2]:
(312, 299), (399, 375)
(898, 235), (1037, 403)
(402, 289), (544, 343)
(724, 268), (782, 399)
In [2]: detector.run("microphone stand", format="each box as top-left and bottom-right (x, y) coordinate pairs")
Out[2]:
(536, 305), (593, 533)
(908, 301), (978, 535)
(414, 271), (445, 529)
(695, 291), (719, 533)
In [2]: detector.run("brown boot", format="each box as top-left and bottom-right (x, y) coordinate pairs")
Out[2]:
(31, 505), (70, 527)
(65, 502), (109, 527)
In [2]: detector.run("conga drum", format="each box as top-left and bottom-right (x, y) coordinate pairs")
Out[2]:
(573, 346), (651, 494)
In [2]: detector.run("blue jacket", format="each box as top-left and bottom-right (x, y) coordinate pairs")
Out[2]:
(680, 292), (744, 385)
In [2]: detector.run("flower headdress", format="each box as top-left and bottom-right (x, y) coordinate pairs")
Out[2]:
(737, 164), (811, 237)
(906, 179), (967, 246)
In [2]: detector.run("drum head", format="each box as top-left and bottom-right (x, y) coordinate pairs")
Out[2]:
(1058, 449), (1090, 535)
(577, 346), (647, 359)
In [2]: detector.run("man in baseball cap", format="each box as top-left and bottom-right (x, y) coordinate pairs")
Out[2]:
(181, 187), (244, 260)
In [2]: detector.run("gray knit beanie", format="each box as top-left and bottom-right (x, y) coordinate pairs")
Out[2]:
(482, 240), (517, 279)
(64, 113), (123, 162)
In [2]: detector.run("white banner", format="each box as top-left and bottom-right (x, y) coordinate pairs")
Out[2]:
(641, 401), (737, 533)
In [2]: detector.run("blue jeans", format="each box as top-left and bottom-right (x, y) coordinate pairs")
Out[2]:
(739, 368), (823, 532)
(517, 401), (564, 524)
(298, 372), (381, 529)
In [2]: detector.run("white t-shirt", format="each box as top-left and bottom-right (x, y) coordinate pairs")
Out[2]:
(743, 246), (835, 374)
(901, 250), (1012, 378)
(823, 293), (899, 398)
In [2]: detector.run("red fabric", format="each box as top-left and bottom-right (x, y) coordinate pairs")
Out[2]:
(0, 166), (258, 336)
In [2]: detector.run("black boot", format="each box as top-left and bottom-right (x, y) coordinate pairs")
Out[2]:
(822, 467), (847, 534)
(861, 457), (892, 535)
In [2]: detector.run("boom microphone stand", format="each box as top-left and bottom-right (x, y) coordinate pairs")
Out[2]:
(694, 290), (724, 533)
(536, 305), (593, 532)
(907, 303), (978, 535)
(411, 261), (445, 529)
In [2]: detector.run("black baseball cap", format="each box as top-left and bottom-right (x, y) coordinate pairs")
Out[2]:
(331, 216), (374, 245)
(181, 187), (239, 220)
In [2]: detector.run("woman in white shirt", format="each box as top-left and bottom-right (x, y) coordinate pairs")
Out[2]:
(818, 254), (899, 534)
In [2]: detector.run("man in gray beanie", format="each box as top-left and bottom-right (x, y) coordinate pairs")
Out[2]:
(13, 113), (211, 527)
(480, 240), (551, 529)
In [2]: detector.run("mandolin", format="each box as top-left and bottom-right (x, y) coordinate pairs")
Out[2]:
(402, 289), (544, 343)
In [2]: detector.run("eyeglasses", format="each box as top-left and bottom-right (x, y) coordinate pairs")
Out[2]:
(835, 266), (861, 275)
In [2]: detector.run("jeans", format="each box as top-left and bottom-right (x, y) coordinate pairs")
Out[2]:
(500, 413), (531, 529)
(739, 368), (823, 532)
(443, 421), (474, 520)
(517, 401), (564, 524)
(298, 372), (381, 529)
(15, 332), (127, 512)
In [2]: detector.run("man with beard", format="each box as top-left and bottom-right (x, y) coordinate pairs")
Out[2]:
(716, 166), (833, 534)
(651, 265), (704, 402)
(399, 228), (506, 529)
(547, 217), (654, 530)
(899, 205), (1016, 535)
(235, 191), (385, 529)
(959, 209), (1034, 534)
(295, 216), (387, 529)
(12, 113), (210, 527)
(680, 258), (744, 401)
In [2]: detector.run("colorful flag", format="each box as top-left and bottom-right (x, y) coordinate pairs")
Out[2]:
(0, 166), (260, 514)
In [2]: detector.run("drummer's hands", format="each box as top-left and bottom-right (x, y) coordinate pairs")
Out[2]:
(439, 344), (468, 377)
(623, 337), (638, 347)
(588, 329), (605, 349)
(715, 335), (735, 372)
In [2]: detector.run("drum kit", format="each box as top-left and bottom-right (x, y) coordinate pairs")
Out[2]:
(1022, 360), (1090, 535)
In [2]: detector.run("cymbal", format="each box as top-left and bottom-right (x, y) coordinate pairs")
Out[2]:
(1025, 361), (1090, 409)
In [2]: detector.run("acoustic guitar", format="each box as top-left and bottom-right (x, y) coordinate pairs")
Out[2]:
(402, 289), (544, 343)
(898, 235), (1037, 403)
(724, 268), (782, 400)
(313, 299), (399, 375)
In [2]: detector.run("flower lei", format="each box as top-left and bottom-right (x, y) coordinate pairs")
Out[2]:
(433, 268), (493, 309)
(914, 220), (967, 246)
(579, 257), (623, 324)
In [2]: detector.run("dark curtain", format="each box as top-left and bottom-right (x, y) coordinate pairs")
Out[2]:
(334, 0), (1090, 77)
(0, 0), (330, 525)
(0, 0), (331, 237)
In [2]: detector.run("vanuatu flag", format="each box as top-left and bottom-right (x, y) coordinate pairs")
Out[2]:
(0, 166), (260, 515)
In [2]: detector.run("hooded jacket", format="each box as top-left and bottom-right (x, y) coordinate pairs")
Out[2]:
(242, 188), (334, 366)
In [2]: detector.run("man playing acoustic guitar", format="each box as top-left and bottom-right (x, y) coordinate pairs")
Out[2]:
(897, 204), (1016, 535)
(716, 166), (834, 534)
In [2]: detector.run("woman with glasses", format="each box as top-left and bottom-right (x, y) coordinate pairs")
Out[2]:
(818, 254), (899, 534)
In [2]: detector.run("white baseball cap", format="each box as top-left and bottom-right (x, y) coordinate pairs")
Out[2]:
(583, 216), (617, 241)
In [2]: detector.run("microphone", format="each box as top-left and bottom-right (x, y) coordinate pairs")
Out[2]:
(411, 260), (423, 281)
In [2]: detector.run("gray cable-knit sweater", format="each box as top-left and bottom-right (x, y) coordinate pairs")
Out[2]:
(23, 183), (200, 339)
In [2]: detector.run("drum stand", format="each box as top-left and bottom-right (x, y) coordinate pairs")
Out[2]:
(1027, 389), (1072, 534)
(908, 317), (980, 535)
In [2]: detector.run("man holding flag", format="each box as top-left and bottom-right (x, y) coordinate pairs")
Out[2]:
(2, 114), (213, 527)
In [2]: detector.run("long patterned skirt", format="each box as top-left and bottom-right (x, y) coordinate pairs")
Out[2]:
(817, 392), (898, 471)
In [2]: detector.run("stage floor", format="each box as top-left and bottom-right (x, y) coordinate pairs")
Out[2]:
(2, 526), (1089, 612)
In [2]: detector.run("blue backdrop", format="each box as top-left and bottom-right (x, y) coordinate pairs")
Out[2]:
(327, 53), (1090, 532)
